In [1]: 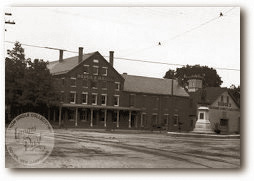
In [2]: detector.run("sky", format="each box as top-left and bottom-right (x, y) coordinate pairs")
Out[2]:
(4, 7), (240, 87)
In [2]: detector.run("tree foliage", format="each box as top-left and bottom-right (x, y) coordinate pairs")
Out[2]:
(164, 65), (223, 88)
(5, 42), (59, 120)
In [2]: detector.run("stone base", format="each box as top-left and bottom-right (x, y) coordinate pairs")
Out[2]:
(193, 119), (214, 134)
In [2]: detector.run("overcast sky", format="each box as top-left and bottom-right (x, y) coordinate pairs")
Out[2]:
(4, 7), (240, 87)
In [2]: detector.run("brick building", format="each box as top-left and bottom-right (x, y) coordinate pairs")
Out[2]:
(47, 47), (192, 131)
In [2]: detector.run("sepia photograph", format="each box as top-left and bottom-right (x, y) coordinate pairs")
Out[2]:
(4, 6), (240, 168)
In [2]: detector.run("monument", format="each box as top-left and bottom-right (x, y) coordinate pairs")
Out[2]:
(193, 106), (214, 134)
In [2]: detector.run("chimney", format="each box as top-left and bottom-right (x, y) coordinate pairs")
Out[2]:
(59, 49), (64, 62)
(109, 51), (114, 66)
(78, 47), (83, 63)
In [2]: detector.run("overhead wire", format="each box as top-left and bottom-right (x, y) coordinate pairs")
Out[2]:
(4, 40), (240, 71)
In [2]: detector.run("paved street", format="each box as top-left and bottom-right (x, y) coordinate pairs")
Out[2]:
(5, 129), (240, 168)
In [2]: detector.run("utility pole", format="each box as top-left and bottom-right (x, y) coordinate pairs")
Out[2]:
(5, 12), (15, 31)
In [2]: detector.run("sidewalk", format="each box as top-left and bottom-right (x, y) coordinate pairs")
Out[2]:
(53, 127), (240, 138)
(167, 131), (240, 139)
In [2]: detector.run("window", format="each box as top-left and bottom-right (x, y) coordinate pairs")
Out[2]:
(141, 113), (147, 127)
(101, 67), (108, 76)
(100, 110), (106, 122)
(115, 82), (120, 91)
(101, 81), (107, 90)
(70, 77), (76, 87)
(93, 59), (99, 63)
(80, 110), (88, 122)
(92, 93), (98, 105)
(173, 114), (179, 126)
(60, 91), (65, 102)
(101, 94), (107, 106)
(83, 65), (89, 74)
(93, 66), (99, 75)
(130, 94), (135, 106)
(163, 114), (169, 125)
(91, 80), (97, 89)
(61, 78), (65, 86)
(152, 114), (158, 125)
(83, 79), (88, 88)
(70, 91), (76, 104)
(199, 112), (204, 119)
(220, 119), (228, 126)
(221, 95), (224, 102)
(68, 110), (75, 120)
(113, 95), (120, 106)
(81, 92), (88, 104)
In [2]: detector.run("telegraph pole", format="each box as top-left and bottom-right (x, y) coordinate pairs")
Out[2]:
(5, 12), (15, 31)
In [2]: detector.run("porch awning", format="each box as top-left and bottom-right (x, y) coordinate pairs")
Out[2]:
(61, 103), (141, 111)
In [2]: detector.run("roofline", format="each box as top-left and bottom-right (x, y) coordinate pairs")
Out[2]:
(122, 90), (190, 98)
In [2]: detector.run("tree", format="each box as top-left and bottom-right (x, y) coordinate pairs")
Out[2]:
(164, 65), (223, 88)
(163, 69), (175, 79)
(229, 84), (240, 105)
(20, 59), (60, 113)
(5, 42), (59, 121)
(5, 42), (27, 118)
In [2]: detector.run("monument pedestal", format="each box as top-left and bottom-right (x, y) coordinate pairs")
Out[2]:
(193, 119), (214, 134)
(192, 106), (214, 134)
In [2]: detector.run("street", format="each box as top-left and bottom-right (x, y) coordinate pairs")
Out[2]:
(5, 129), (240, 168)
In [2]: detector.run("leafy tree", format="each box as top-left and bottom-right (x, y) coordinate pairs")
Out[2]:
(5, 42), (59, 121)
(5, 42), (27, 117)
(164, 65), (223, 88)
(20, 59), (59, 113)
(163, 69), (175, 79)
(229, 84), (240, 105)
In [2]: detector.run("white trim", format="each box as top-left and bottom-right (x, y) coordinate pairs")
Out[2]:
(114, 95), (120, 106)
(81, 92), (88, 104)
(93, 65), (99, 75)
(102, 67), (108, 76)
(70, 77), (76, 87)
(70, 91), (76, 104)
(115, 82), (120, 91)
(93, 59), (99, 63)
(83, 64), (89, 74)
(92, 93), (98, 105)
(101, 94), (107, 106)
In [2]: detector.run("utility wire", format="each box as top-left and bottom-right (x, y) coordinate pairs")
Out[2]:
(126, 7), (236, 57)
(4, 40), (240, 72)
(103, 55), (240, 71)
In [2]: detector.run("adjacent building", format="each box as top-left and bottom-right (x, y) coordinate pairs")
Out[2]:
(188, 77), (240, 134)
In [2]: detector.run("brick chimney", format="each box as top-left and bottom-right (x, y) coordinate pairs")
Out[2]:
(78, 47), (83, 63)
(59, 49), (64, 62)
(109, 51), (114, 66)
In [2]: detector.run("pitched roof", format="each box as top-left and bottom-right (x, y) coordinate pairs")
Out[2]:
(121, 74), (189, 97)
(47, 52), (96, 75)
(189, 87), (240, 107)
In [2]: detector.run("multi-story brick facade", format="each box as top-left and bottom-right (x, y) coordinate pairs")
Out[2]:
(47, 47), (192, 131)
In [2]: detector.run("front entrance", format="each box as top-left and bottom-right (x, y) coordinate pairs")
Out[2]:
(220, 119), (229, 134)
